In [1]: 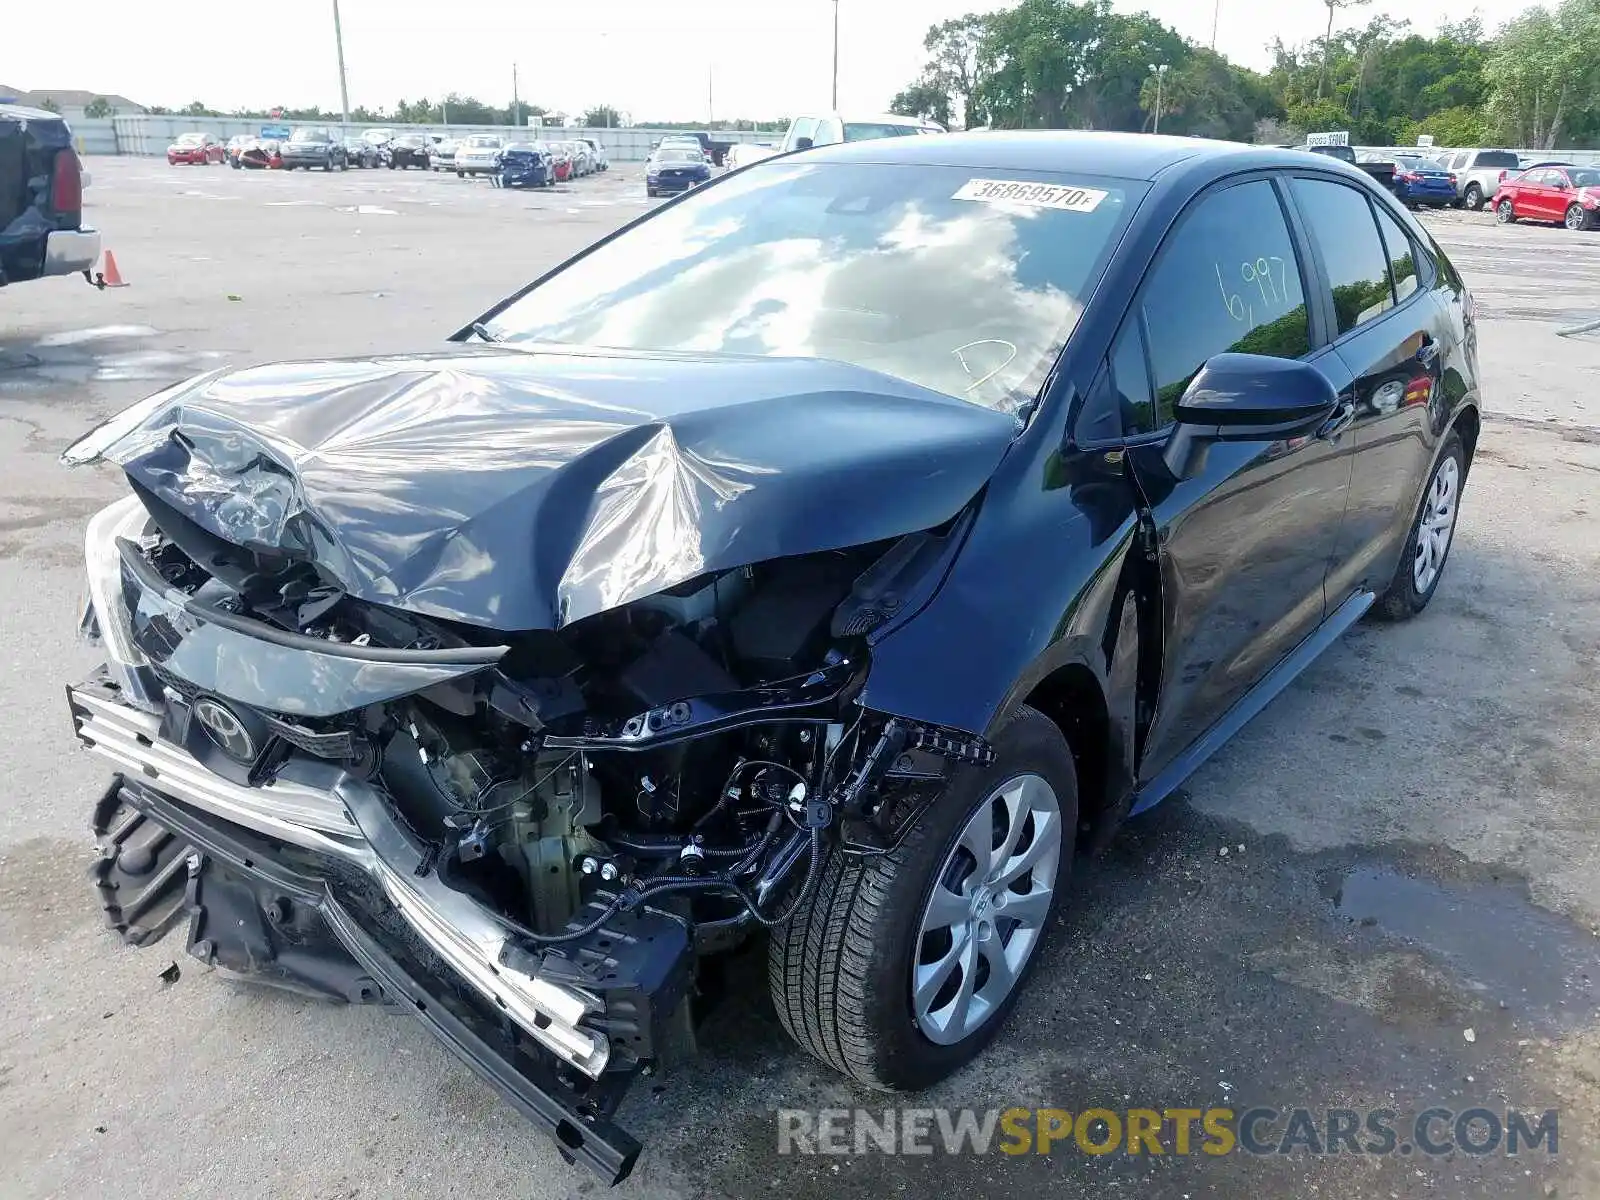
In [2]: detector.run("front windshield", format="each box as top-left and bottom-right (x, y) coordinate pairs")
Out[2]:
(176, 134), (203, 146)
(290, 129), (327, 143)
(483, 161), (1144, 413)
(655, 149), (701, 163)
(466, 136), (501, 148)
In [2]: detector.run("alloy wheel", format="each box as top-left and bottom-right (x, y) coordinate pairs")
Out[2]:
(912, 773), (1062, 1046)
(1497, 200), (1515, 223)
(1568, 205), (1586, 231)
(1413, 456), (1460, 594)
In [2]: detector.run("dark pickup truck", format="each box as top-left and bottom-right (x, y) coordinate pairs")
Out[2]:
(1298, 141), (1398, 195)
(0, 104), (98, 287)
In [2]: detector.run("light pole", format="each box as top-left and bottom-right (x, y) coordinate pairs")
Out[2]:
(1152, 64), (1169, 134)
(831, 0), (840, 110)
(332, 0), (351, 129)
(1211, 0), (1221, 49)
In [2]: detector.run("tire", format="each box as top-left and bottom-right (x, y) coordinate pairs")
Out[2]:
(768, 704), (1077, 1090)
(457, 170), (465, 178)
(339, 158), (349, 171)
(1372, 432), (1466, 621)
(1566, 203), (1591, 231)
(1496, 198), (1516, 224)
(1464, 183), (1483, 211)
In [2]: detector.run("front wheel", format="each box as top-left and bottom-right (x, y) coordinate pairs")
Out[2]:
(1373, 432), (1466, 621)
(1496, 198), (1516, 224)
(768, 704), (1076, 1090)
(1464, 183), (1484, 210)
(1566, 203), (1591, 231)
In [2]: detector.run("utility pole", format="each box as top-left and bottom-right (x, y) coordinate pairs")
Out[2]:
(512, 62), (520, 126)
(332, 0), (350, 129)
(1153, 64), (1169, 134)
(708, 65), (714, 126)
(832, 0), (840, 109)
(1211, 0), (1221, 49)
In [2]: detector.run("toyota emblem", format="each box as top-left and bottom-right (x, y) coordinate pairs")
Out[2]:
(192, 697), (258, 763)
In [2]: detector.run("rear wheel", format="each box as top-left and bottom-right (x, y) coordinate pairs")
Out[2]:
(769, 704), (1076, 1090)
(1496, 198), (1516, 224)
(1464, 183), (1484, 210)
(1566, 203), (1591, 231)
(1373, 432), (1466, 621)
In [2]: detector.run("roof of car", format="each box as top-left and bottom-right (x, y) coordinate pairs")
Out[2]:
(799, 130), (1297, 181)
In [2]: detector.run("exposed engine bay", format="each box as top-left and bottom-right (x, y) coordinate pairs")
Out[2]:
(120, 480), (987, 939)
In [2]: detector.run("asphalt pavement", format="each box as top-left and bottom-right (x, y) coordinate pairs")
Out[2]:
(1, 161), (1597, 1200)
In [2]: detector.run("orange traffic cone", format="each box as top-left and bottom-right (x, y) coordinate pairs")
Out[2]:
(99, 250), (128, 288)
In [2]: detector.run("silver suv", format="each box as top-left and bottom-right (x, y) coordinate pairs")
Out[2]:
(1438, 148), (1523, 210)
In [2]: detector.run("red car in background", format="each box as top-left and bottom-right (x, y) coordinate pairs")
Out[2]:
(167, 132), (224, 165)
(1493, 165), (1600, 231)
(551, 142), (574, 181)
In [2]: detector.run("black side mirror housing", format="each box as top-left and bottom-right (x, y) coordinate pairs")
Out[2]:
(1164, 353), (1338, 479)
(794, 136), (814, 150)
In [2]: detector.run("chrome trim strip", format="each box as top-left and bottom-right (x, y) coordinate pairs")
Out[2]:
(71, 685), (611, 1076)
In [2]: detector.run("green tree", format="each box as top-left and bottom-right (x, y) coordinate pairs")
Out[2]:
(890, 79), (954, 125)
(83, 96), (112, 119)
(1486, 0), (1600, 149)
(583, 105), (621, 128)
(39, 97), (60, 113)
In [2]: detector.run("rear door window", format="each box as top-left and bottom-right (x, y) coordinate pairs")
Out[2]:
(1134, 179), (1311, 432)
(1373, 207), (1421, 304)
(1291, 178), (1394, 336)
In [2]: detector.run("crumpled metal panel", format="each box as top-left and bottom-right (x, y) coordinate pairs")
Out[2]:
(64, 347), (1019, 632)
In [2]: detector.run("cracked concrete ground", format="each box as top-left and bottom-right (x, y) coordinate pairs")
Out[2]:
(1, 162), (1597, 1200)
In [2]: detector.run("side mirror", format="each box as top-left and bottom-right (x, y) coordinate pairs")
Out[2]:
(1555, 179), (1571, 191)
(1163, 353), (1338, 479)
(794, 136), (814, 150)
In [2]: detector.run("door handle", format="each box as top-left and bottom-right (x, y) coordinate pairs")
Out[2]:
(1316, 399), (1357, 442)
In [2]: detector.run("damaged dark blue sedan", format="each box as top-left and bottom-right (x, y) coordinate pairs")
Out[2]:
(62, 132), (1479, 1183)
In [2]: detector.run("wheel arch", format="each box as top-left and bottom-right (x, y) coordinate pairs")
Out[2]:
(1022, 663), (1110, 852)
(1452, 403), (1481, 476)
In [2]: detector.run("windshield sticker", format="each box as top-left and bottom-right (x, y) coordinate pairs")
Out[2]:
(952, 179), (1108, 211)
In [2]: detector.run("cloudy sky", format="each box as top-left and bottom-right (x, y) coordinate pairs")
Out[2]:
(8, 0), (1532, 121)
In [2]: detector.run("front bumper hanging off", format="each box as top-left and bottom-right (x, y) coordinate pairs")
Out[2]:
(69, 677), (673, 1184)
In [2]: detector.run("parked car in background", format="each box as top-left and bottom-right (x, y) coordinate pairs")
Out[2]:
(224, 135), (254, 168)
(280, 128), (348, 171)
(777, 112), (933, 154)
(362, 128), (395, 149)
(167, 132), (224, 166)
(1493, 165), (1600, 230)
(388, 134), (431, 169)
(455, 134), (505, 177)
(495, 142), (554, 188)
(725, 141), (778, 169)
(570, 140), (594, 177)
(1298, 133), (1396, 194)
(238, 139), (282, 170)
(655, 134), (710, 162)
(580, 138), (609, 171)
(0, 105), (97, 286)
(1437, 148), (1522, 210)
(343, 138), (383, 168)
(550, 142), (574, 181)
(1388, 153), (1458, 208)
(645, 145), (712, 195)
(429, 138), (458, 171)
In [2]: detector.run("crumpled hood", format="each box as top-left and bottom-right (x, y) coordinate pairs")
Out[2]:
(67, 346), (1019, 630)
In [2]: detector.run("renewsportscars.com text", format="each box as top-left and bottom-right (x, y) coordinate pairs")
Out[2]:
(777, 1106), (1559, 1158)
